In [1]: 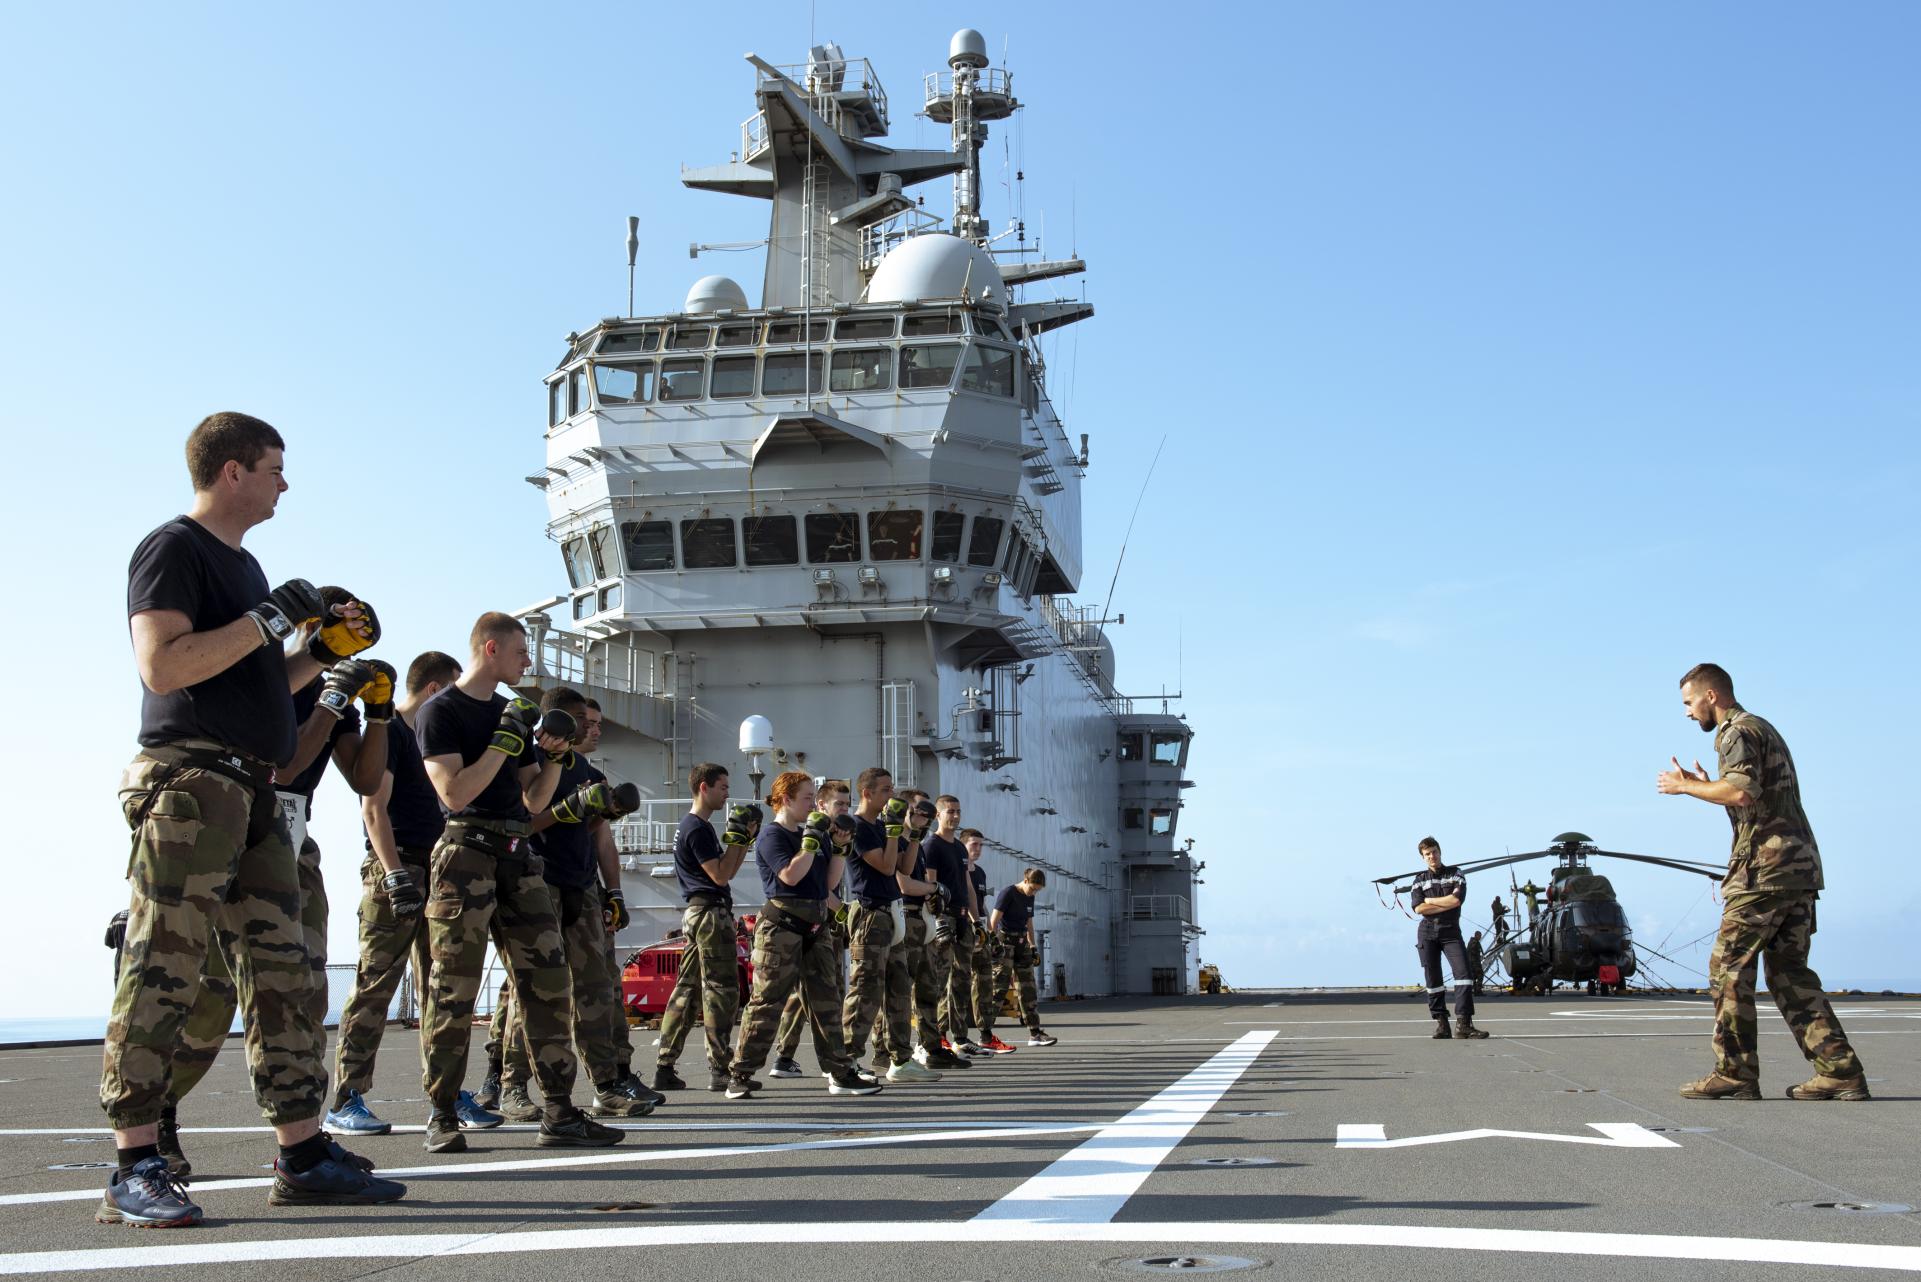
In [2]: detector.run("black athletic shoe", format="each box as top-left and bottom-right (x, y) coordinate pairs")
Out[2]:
(537, 1110), (625, 1148)
(320, 1133), (378, 1172)
(620, 1071), (667, 1107)
(155, 1110), (191, 1181)
(268, 1156), (406, 1206)
(827, 1066), (884, 1096)
(724, 1073), (761, 1100)
(926, 1047), (971, 1069)
(653, 1064), (687, 1092)
(423, 1114), (467, 1154)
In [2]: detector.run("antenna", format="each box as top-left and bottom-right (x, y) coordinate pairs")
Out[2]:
(625, 216), (639, 318)
(1099, 434), (1168, 624)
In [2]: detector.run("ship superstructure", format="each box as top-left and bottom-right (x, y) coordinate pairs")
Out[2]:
(522, 30), (1198, 996)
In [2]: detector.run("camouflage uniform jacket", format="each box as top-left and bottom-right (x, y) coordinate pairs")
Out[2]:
(1715, 706), (1823, 894)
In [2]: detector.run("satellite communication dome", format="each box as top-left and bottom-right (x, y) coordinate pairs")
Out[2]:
(685, 275), (750, 313)
(867, 233), (1006, 311)
(739, 715), (774, 755)
(949, 29), (989, 70)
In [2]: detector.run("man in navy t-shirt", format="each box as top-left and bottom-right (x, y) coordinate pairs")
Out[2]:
(841, 767), (924, 1080)
(1411, 836), (1487, 1039)
(657, 763), (754, 1092)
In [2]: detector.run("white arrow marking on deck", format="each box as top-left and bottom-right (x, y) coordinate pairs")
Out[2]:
(973, 1029), (1277, 1224)
(1336, 1122), (1679, 1149)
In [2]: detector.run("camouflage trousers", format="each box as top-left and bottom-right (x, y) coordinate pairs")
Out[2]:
(501, 882), (624, 1090)
(917, 912), (955, 1048)
(102, 751), (323, 1129)
(420, 828), (579, 1112)
(331, 846), (434, 1107)
(1710, 891), (1863, 1081)
(883, 911), (943, 1056)
(994, 933), (1042, 1032)
(599, 907), (636, 1076)
(658, 900), (741, 1072)
(840, 903), (908, 1064)
(973, 928), (1003, 1035)
(940, 915), (976, 1039)
(775, 922), (846, 1060)
(733, 899), (850, 1076)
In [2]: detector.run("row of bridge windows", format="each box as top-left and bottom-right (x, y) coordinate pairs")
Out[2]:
(561, 510), (1010, 582)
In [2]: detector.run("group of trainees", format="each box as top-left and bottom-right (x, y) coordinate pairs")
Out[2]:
(656, 764), (1057, 1099)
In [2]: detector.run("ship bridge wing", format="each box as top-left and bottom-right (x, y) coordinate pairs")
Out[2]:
(750, 409), (890, 464)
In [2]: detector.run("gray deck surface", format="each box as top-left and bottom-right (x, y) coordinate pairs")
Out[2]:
(2, 991), (1917, 1279)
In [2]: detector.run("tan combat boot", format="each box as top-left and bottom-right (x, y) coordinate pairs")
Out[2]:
(1786, 1073), (1871, 1101)
(1679, 1071), (1760, 1100)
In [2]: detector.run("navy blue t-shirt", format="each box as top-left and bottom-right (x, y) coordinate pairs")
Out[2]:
(900, 844), (930, 907)
(968, 863), (989, 918)
(280, 678), (362, 805)
(533, 753), (605, 889)
(846, 815), (900, 905)
(921, 833), (969, 911)
(1411, 865), (1467, 939)
(674, 811), (729, 905)
(379, 715), (444, 852)
(128, 516), (295, 766)
(414, 685), (538, 821)
(757, 822), (828, 901)
(994, 883), (1034, 934)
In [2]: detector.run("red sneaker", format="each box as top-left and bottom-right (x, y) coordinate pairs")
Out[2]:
(981, 1035), (1017, 1054)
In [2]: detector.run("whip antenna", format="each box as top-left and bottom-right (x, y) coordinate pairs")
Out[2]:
(625, 216), (640, 317)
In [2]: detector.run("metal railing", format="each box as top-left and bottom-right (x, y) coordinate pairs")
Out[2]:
(742, 110), (771, 161)
(859, 207), (945, 272)
(1126, 893), (1192, 923)
(762, 56), (889, 125)
(924, 67), (1013, 109)
(530, 626), (659, 697)
(611, 798), (699, 856)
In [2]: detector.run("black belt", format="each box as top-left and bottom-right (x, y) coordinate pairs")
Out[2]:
(854, 897), (897, 910)
(144, 740), (277, 794)
(686, 895), (732, 911)
(763, 899), (826, 949)
(443, 819), (531, 861)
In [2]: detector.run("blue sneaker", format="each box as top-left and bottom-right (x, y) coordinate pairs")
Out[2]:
(456, 1089), (504, 1130)
(95, 1156), (202, 1228)
(324, 1089), (392, 1136)
(268, 1155), (407, 1206)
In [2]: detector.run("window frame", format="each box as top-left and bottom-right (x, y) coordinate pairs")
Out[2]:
(620, 519), (676, 571)
(899, 342), (963, 390)
(743, 514), (800, 566)
(966, 515), (1004, 567)
(591, 360), (654, 405)
(928, 511), (965, 563)
(658, 357), (707, 402)
(804, 511), (862, 564)
(866, 509), (924, 562)
(710, 354), (758, 399)
(761, 350), (824, 397)
(679, 517), (739, 569)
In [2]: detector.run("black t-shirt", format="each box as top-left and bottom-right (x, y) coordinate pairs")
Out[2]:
(846, 815), (900, 906)
(900, 843), (930, 907)
(280, 679), (361, 803)
(1411, 865), (1468, 939)
(380, 715), (445, 851)
(921, 833), (970, 911)
(757, 822), (827, 901)
(994, 883), (1034, 934)
(127, 516), (295, 766)
(674, 811), (730, 905)
(969, 863), (989, 918)
(533, 753), (605, 889)
(413, 685), (537, 821)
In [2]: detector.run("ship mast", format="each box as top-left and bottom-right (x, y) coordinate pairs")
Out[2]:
(926, 29), (1017, 246)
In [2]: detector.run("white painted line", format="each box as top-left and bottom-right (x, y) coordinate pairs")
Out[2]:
(1336, 1122), (1680, 1150)
(5, 1220), (1921, 1274)
(0, 1122), (1102, 1208)
(0, 1120), (1078, 1138)
(973, 1030), (1276, 1224)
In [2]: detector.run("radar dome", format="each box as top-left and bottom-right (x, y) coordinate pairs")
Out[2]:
(685, 275), (750, 313)
(949, 29), (989, 69)
(867, 234), (1006, 311)
(739, 715), (774, 755)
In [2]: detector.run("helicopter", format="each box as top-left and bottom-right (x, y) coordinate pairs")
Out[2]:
(1373, 832), (1724, 996)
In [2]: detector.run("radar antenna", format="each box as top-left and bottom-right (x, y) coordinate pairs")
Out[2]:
(926, 30), (1018, 244)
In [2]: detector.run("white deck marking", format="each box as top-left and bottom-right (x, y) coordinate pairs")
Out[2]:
(972, 1030), (1276, 1224)
(5, 1220), (1921, 1274)
(1336, 1122), (1679, 1150)
(0, 1121), (1100, 1208)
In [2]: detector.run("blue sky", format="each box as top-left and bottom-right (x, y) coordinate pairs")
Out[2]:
(2, 2), (1916, 1020)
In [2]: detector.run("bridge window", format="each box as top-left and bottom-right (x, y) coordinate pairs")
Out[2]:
(805, 512), (861, 563)
(621, 520), (675, 571)
(829, 347), (890, 392)
(667, 324), (714, 350)
(835, 316), (895, 341)
(716, 323), (758, 348)
(929, 511), (965, 562)
(681, 518), (738, 568)
(866, 510), (923, 561)
(900, 343), (962, 389)
(711, 355), (756, 399)
(966, 516), (1003, 567)
(548, 380), (566, 427)
(959, 344), (1017, 397)
(598, 582), (621, 613)
(659, 358), (706, 402)
(1149, 809), (1176, 836)
(1123, 807), (1144, 830)
(903, 312), (961, 336)
(593, 362), (654, 405)
(588, 524), (616, 577)
(1118, 733), (1143, 763)
(1150, 734), (1186, 767)
(569, 367), (589, 414)
(765, 318), (827, 345)
(600, 327), (662, 355)
(562, 536), (595, 589)
(743, 515), (799, 566)
(572, 592), (595, 621)
(762, 351), (823, 396)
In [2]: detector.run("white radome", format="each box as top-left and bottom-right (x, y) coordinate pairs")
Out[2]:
(685, 275), (751, 313)
(866, 233), (1005, 311)
(738, 714), (774, 755)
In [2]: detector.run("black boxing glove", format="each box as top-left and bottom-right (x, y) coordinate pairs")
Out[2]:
(908, 798), (937, 838)
(831, 812), (858, 849)
(306, 586), (380, 663)
(538, 707), (577, 761)
(247, 579), (323, 646)
(552, 781), (612, 824)
(607, 781), (641, 819)
(381, 867), (424, 916)
(802, 809), (832, 857)
(723, 802), (761, 849)
(104, 910), (129, 950)
(492, 697), (539, 757)
(604, 888), (630, 932)
(318, 658), (376, 718)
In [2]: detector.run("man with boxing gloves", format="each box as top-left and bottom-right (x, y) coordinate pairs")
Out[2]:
(770, 779), (853, 1079)
(657, 764), (756, 1091)
(104, 412), (400, 1228)
(841, 769), (934, 1084)
(896, 792), (971, 1073)
(414, 612), (622, 1153)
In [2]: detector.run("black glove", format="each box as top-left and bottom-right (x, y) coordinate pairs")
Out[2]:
(317, 658), (375, 718)
(381, 867), (424, 916)
(723, 802), (762, 848)
(830, 812), (858, 849)
(802, 809), (832, 856)
(882, 796), (908, 840)
(359, 659), (397, 723)
(908, 798), (937, 838)
(491, 697), (539, 757)
(538, 707), (578, 760)
(246, 578), (323, 645)
(552, 780), (613, 824)
(607, 781), (641, 819)
(307, 586), (381, 663)
(104, 910), (129, 950)
(604, 888), (630, 932)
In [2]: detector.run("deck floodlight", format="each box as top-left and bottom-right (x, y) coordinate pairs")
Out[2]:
(813, 568), (836, 585)
(932, 565), (955, 585)
(982, 571), (1003, 588)
(858, 564), (881, 586)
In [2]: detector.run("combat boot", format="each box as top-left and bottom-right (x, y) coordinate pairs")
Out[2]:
(156, 1106), (192, 1180)
(1786, 1073), (1871, 1101)
(497, 1082), (541, 1122)
(1454, 1018), (1490, 1040)
(1679, 1071), (1761, 1100)
(1431, 1018), (1452, 1040)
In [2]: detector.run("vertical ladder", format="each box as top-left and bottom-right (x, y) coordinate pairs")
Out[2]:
(666, 651), (696, 785)
(801, 158), (832, 310)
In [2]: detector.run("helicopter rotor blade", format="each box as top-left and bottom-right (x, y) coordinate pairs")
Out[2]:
(1370, 850), (1555, 886)
(1587, 849), (1726, 880)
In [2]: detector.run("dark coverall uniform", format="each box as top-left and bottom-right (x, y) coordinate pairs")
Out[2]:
(1412, 865), (1474, 1022)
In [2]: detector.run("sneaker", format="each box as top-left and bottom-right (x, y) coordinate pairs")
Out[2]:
(1786, 1073), (1872, 1101)
(724, 1073), (760, 1100)
(768, 1057), (804, 1079)
(320, 1134), (377, 1172)
(498, 1083), (541, 1122)
(887, 1058), (942, 1083)
(1453, 1020), (1490, 1041)
(828, 1066), (885, 1095)
(711, 1069), (756, 1093)
(1027, 1030), (1058, 1047)
(456, 1090), (504, 1130)
(618, 1070), (667, 1107)
(927, 1046), (971, 1069)
(96, 1156), (202, 1228)
(326, 1089), (393, 1136)
(156, 1109), (193, 1179)
(980, 1035), (1017, 1054)
(537, 1110), (626, 1148)
(268, 1155), (407, 1206)
(1679, 1072), (1761, 1100)
(953, 1038), (988, 1057)
(653, 1064), (687, 1092)
(423, 1113), (467, 1153)
(836, 1063), (884, 1086)
(591, 1077), (659, 1118)
(473, 1066), (503, 1110)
